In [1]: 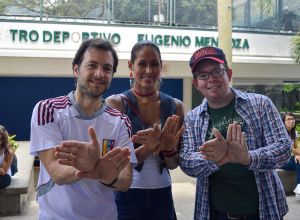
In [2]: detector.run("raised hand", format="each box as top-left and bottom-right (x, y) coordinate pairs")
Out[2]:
(154, 115), (185, 155)
(225, 121), (250, 166)
(55, 126), (101, 172)
(76, 147), (131, 184)
(199, 128), (228, 164)
(131, 123), (161, 152)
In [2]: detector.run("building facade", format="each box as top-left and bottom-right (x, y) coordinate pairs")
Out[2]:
(0, 0), (299, 139)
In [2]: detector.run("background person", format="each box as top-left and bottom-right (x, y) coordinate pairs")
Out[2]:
(30, 38), (136, 220)
(0, 125), (14, 189)
(280, 112), (300, 198)
(106, 40), (185, 220)
(179, 46), (291, 220)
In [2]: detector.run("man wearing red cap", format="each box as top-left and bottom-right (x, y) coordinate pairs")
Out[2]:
(179, 46), (291, 220)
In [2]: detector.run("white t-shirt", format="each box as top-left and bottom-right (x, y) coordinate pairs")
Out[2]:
(30, 92), (137, 220)
(131, 155), (171, 189)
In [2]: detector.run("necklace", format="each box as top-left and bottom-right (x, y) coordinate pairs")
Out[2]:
(133, 89), (157, 104)
(133, 89), (156, 97)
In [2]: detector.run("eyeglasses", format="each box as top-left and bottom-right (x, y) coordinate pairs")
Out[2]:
(193, 68), (226, 80)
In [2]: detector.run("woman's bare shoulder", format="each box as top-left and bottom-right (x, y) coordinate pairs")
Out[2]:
(173, 98), (185, 118)
(106, 94), (125, 112)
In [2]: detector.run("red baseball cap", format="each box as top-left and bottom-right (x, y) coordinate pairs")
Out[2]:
(189, 47), (227, 72)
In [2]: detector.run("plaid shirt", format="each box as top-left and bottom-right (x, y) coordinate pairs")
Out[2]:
(179, 88), (291, 220)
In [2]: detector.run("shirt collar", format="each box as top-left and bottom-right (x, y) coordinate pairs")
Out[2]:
(68, 91), (107, 120)
(198, 87), (249, 115)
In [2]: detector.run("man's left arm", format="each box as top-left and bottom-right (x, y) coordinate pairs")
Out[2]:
(109, 117), (136, 191)
(247, 97), (291, 171)
(111, 163), (132, 191)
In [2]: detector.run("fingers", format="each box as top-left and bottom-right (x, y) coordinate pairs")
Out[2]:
(74, 147), (130, 179)
(103, 147), (122, 159)
(153, 123), (161, 136)
(199, 139), (216, 153)
(114, 154), (130, 171)
(136, 127), (154, 136)
(175, 126), (185, 139)
(237, 124), (242, 143)
(131, 134), (148, 144)
(241, 132), (247, 149)
(55, 142), (79, 162)
(88, 126), (99, 149)
(226, 122), (242, 142)
(199, 143), (220, 162)
(226, 123), (232, 141)
(56, 141), (84, 154)
(231, 122), (237, 141)
(212, 128), (224, 142)
(55, 150), (74, 160)
(171, 115), (180, 133)
(57, 158), (75, 166)
(162, 115), (179, 134)
(162, 117), (172, 133)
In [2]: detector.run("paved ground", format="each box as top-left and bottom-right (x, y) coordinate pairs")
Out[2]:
(172, 169), (300, 220)
(2, 167), (300, 220)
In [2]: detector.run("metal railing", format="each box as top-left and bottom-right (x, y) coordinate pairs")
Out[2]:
(0, 0), (299, 33)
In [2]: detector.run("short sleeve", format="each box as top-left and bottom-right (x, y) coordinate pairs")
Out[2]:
(30, 102), (63, 156)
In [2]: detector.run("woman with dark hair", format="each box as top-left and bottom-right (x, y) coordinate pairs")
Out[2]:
(107, 40), (185, 220)
(281, 112), (300, 198)
(0, 125), (15, 189)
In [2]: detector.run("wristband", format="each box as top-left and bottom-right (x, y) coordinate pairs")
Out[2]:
(101, 177), (118, 188)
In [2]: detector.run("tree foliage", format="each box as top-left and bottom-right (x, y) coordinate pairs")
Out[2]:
(112, 0), (152, 22)
(176, 0), (217, 26)
(282, 83), (300, 93)
(282, 83), (300, 112)
(291, 32), (300, 64)
(0, 0), (217, 26)
(0, 0), (107, 18)
(256, 0), (273, 16)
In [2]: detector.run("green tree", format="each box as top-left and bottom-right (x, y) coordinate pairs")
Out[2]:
(177, 0), (217, 26)
(291, 32), (300, 64)
(0, 0), (106, 18)
(256, 0), (273, 16)
(112, 0), (150, 22)
(0, 0), (39, 15)
(282, 83), (300, 112)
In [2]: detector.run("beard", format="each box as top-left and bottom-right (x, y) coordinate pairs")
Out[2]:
(77, 81), (108, 99)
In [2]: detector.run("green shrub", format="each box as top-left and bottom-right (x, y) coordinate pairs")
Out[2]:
(8, 135), (19, 152)
(296, 124), (300, 135)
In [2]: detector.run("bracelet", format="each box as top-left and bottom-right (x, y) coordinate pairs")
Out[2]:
(101, 177), (118, 188)
(162, 149), (178, 158)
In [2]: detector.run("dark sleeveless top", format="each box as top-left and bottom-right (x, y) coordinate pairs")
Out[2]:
(121, 90), (176, 173)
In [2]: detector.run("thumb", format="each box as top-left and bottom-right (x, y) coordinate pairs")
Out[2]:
(175, 126), (185, 140)
(88, 126), (99, 149)
(212, 128), (224, 142)
(153, 123), (161, 136)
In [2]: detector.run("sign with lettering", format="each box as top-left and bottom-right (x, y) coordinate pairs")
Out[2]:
(0, 21), (292, 60)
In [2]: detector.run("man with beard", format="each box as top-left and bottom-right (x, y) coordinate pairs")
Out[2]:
(30, 38), (137, 220)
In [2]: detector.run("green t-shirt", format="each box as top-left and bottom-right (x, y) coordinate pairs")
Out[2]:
(207, 99), (259, 215)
